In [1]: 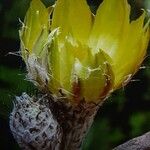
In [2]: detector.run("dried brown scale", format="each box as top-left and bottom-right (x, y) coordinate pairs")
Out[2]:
(45, 93), (101, 150)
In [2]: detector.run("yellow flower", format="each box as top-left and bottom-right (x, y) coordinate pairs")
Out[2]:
(20, 0), (150, 103)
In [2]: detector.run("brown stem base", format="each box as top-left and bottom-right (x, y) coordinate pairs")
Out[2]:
(10, 93), (100, 150)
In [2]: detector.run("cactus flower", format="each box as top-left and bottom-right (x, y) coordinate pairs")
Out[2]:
(20, 0), (150, 103)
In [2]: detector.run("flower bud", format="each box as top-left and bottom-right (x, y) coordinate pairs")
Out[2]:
(10, 93), (62, 150)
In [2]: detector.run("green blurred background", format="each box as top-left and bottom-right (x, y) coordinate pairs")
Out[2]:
(0, 0), (150, 149)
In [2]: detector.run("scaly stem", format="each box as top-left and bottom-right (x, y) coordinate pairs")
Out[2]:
(10, 93), (101, 150)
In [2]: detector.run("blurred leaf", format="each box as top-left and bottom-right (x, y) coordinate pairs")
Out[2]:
(83, 118), (124, 150)
(0, 66), (36, 118)
(130, 112), (150, 137)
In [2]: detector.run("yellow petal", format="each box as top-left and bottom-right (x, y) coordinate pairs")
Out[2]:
(48, 36), (75, 95)
(89, 0), (149, 89)
(89, 0), (130, 54)
(73, 50), (114, 102)
(112, 12), (150, 89)
(51, 0), (92, 43)
(20, 0), (49, 55)
(48, 36), (114, 102)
